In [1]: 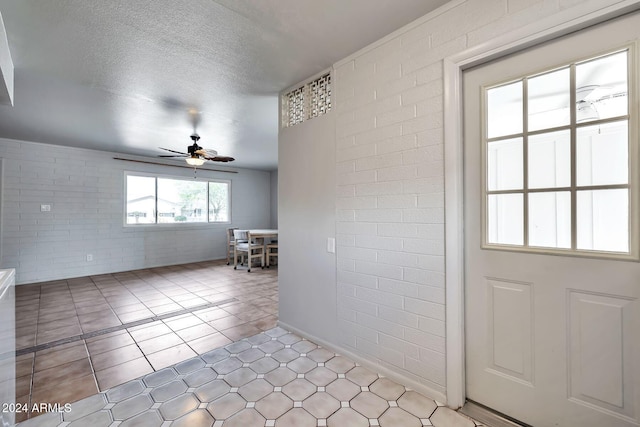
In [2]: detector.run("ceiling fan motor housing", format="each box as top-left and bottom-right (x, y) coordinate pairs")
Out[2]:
(187, 144), (202, 156)
(188, 134), (202, 157)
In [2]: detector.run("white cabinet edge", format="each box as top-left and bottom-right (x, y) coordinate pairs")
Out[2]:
(0, 269), (15, 296)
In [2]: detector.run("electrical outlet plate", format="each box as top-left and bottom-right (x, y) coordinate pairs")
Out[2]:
(86, 254), (93, 262)
(40, 204), (51, 212)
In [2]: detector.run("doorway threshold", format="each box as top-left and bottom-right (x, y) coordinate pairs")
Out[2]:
(459, 401), (531, 427)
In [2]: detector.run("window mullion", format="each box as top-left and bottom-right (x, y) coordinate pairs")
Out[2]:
(523, 78), (529, 247)
(628, 45), (637, 256)
(570, 63), (577, 251)
(153, 177), (158, 224)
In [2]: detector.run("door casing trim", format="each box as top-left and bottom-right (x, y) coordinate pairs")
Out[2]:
(443, 0), (640, 409)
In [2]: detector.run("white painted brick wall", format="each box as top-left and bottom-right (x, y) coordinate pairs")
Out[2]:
(332, 0), (622, 398)
(0, 138), (272, 284)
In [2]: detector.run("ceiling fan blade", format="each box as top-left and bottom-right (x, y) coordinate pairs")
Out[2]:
(205, 155), (235, 162)
(195, 148), (218, 156)
(158, 154), (187, 158)
(159, 147), (188, 155)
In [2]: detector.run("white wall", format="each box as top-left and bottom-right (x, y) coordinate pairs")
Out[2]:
(0, 138), (272, 284)
(270, 170), (278, 229)
(279, 0), (634, 403)
(278, 111), (337, 344)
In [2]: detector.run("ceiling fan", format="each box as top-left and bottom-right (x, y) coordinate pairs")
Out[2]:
(159, 134), (235, 166)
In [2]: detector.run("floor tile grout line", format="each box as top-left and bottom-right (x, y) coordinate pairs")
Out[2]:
(127, 329), (155, 384)
(80, 339), (101, 401)
(16, 297), (238, 357)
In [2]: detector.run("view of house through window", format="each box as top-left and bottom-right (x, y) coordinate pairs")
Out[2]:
(126, 174), (230, 225)
(126, 175), (156, 224)
(484, 49), (633, 254)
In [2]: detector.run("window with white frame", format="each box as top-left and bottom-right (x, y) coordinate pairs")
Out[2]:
(126, 174), (230, 225)
(483, 48), (636, 256)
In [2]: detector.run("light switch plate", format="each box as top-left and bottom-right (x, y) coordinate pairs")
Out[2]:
(327, 237), (335, 253)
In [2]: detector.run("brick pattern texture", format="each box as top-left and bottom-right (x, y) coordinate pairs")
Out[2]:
(332, 0), (622, 396)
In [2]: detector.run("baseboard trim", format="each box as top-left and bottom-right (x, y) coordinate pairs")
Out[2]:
(277, 320), (447, 405)
(459, 401), (530, 427)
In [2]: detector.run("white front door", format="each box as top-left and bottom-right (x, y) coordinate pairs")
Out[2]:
(463, 12), (640, 427)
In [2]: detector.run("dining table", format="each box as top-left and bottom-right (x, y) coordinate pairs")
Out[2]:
(247, 229), (278, 240)
(248, 229), (278, 260)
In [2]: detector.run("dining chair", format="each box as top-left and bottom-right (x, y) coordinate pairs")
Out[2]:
(266, 242), (278, 268)
(233, 230), (264, 272)
(226, 227), (240, 265)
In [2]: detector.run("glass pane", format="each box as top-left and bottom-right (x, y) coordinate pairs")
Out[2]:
(157, 178), (207, 223)
(528, 130), (570, 189)
(126, 176), (156, 224)
(209, 182), (230, 222)
(488, 194), (523, 245)
(577, 189), (629, 252)
(487, 81), (523, 138)
(577, 120), (628, 186)
(528, 192), (571, 249)
(528, 67), (570, 131)
(487, 137), (523, 191)
(576, 51), (628, 123)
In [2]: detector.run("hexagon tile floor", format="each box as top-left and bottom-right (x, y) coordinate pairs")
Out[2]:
(17, 327), (482, 427)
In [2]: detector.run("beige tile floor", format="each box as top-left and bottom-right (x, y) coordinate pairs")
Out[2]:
(17, 327), (483, 427)
(14, 261), (278, 422)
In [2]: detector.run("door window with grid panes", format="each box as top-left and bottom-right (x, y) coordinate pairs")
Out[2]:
(483, 48), (637, 257)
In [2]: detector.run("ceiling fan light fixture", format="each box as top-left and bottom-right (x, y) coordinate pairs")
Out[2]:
(185, 157), (205, 166)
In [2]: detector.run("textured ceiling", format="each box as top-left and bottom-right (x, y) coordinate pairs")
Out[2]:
(0, 0), (449, 170)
